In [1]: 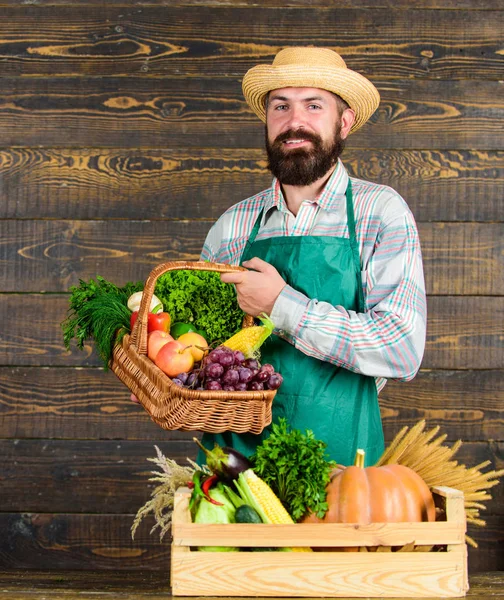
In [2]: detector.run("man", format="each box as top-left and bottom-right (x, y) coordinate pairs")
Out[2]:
(199, 47), (426, 466)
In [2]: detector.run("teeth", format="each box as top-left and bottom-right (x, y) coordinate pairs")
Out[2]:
(285, 139), (306, 144)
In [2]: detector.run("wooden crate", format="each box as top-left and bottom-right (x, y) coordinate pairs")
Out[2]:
(171, 486), (469, 598)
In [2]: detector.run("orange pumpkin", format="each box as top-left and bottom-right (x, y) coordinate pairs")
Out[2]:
(303, 450), (435, 526)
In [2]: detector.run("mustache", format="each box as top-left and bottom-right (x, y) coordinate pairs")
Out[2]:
(273, 129), (322, 145)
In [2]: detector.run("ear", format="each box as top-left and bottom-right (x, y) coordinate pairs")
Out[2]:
(340, 108), (356, 139)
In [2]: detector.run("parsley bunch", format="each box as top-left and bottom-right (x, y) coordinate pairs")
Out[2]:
(251, 418), (335, 521)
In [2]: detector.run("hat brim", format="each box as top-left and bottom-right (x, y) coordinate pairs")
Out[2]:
(242, 64), (380, 134)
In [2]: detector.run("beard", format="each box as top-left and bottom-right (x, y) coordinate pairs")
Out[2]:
(265, 124), (346, 186)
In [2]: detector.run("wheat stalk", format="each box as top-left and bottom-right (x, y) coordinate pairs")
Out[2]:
(378, 420), (504, 548)
(131, 445), (204, 540)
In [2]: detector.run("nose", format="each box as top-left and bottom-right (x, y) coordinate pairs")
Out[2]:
(285, 104), (305, 131)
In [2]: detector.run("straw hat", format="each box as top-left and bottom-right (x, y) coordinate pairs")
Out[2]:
(242, 47), (380, 134)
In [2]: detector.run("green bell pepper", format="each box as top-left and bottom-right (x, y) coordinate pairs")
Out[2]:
(170, 321), (206, 339)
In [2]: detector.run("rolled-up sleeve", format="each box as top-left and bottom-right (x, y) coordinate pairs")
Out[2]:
(270, 212), (426, 382)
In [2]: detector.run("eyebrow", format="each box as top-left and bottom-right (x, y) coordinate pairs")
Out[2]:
(269, 94), (327, 104)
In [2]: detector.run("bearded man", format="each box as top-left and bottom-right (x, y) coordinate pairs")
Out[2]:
(199, 47), (427, 466)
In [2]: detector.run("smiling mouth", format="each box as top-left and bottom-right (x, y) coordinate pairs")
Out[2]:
(283, 139), (310, 146)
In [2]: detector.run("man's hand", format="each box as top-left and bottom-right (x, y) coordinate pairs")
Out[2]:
(220, 257), (286, 317)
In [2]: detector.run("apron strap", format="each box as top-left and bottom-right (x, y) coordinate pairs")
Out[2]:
(242, 208), (263, 258)
(243, 179), (365, 313)
(345, 179), (365, 313)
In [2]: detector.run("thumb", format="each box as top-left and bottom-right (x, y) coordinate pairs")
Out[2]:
(242, 257), (270, 272)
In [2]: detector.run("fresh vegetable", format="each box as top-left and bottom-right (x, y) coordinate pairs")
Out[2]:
(376, 419), (504, 548)
(188, 470), (205, 513)
(61, 276), (143, 368)
(127, 291), (163, 313)
(222, 313), (275, 358)
(252, 418), (335, 521)
(193, 483), (238, 552)
(130, 309), (171, 333)
(235, 504), (262, 524)
(201, 474), (223, 506)
(171, 321), (206, 339)
(154, 270), (245, 344)
(303, 449), (435, 526)
(234, 469), (311, 552)
(194, 438), (251, 484)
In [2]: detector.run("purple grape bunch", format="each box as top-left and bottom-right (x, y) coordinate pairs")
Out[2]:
(171, 345), (283, 392)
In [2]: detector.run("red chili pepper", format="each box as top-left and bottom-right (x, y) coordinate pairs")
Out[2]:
(201, 474), (223, 506)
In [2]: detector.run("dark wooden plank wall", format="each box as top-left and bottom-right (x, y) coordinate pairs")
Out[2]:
(0, 0), (502, 575)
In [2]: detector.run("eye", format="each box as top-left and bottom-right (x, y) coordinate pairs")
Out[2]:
(273, 103), (288, 111)
(308, 103), (322, 110)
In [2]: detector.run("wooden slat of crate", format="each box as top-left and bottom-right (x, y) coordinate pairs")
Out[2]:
(171, 487), (468, 598)
(171, 549), (468, 597)
(173, 521), (464, 548)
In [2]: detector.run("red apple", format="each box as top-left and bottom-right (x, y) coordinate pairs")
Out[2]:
(155, 340), (194, 378)
(147, 330), (174, 362)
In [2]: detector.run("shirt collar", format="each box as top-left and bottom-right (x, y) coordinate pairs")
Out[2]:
(264, 159), (349, 215)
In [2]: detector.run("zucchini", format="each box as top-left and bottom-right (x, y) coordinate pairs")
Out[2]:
(235, 504), (263, 524)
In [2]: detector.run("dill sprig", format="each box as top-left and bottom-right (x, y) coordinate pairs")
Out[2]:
(61, 276), (143, 368)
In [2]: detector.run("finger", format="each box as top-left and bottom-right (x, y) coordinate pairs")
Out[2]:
(130, 393), (140, 404)
(242, 257), (270, 272)
(220, 272), (245, 284)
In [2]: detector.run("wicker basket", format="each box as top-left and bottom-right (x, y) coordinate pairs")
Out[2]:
(110, 261), (275, 434)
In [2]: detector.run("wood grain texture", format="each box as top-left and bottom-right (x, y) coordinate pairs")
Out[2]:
(424, 297), (503, 370)
(1, 367), (501, 442)
(0, 0), (501, 578)
(2, 295), (501, 368)
(0, 570), (501, 600)
(0, 439), (501, 514)
(0, 7), (502, 79)
(380, 370), (504, 441)
(169, 489), (468, 597)
(0, 512), (168, 571)
(1, 0), (503, 7)
(0, 78), (503, 149)
(1, 220), (502, 294)
(1, 148), (503, 222)
(0, 513), (501, 573)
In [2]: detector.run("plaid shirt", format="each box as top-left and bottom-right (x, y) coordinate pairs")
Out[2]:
(201, 159), (426, 392)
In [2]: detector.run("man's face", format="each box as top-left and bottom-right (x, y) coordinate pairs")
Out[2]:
(265, 87), (352, 186)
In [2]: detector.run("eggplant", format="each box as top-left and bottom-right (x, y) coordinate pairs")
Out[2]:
(193, 438), (251, 483)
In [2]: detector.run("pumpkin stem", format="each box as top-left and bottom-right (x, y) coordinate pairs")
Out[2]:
(354, 449), (366, 468)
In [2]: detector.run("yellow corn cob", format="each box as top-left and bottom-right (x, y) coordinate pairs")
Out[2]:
(222, 313), (275, 358)
(240, 469), (312, 552)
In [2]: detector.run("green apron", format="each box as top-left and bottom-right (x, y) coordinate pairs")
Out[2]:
(200, 180), (384, 467)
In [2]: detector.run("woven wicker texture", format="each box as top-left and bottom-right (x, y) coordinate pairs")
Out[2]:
(109, 261), (275, 434)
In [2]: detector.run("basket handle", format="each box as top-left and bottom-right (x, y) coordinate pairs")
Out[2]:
(129, 260), (249, 356)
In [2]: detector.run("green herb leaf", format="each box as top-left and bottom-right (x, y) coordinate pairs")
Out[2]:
(61, 276), (143, 369)
(251, 418), (335, 521)
(154, 270), (245, 344)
